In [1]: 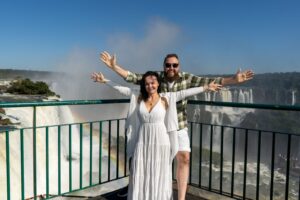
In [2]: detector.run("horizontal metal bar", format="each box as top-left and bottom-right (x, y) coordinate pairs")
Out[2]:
(188, 121), (300, 137)
(188, 100), (300, 111)
(10, 119), (126, 132)
(0, 99), (130, 108)
(1, 98), (300, 111)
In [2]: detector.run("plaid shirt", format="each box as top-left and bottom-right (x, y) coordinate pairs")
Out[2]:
(125, 71), (223, 130)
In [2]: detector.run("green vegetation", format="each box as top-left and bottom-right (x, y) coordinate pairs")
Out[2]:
(6, 78), (57, 96)
(0, 69), (57, 79)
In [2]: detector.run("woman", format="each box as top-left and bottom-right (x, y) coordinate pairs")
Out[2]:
(91, 71), (221, 200)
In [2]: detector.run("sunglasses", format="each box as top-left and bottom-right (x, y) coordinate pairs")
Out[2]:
(165, 63), (179, 68)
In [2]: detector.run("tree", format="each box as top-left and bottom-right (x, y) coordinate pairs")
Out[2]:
(6, 78), (57, 96)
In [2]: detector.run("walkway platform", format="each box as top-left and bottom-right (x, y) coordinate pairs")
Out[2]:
(90, 186), (207, 200)
(52, 180), (233, 200)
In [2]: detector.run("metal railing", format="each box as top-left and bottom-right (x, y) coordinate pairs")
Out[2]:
(0, 100), (130, 200)
(185, 100), (300, 200)
(0, 100), (299, 200)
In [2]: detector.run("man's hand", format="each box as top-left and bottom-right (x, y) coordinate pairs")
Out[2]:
(91, 72), (109, 83)
(235, 68), (254, 83)
(206, 80), (222, 92)
(99, 51), (129, 79)
(100, 51), (117, 69)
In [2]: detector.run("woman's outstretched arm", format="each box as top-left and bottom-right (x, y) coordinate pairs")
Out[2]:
(175, 80), (223, 101)
(91, 72), (132, 96)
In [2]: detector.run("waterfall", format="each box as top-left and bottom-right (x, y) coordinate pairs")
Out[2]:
(292, 90), (297, 105)
(0, 106), (81, 199)
(192, 88), (254, 125)
(190, 88), (254, 157)
(190, 88), (299, 199)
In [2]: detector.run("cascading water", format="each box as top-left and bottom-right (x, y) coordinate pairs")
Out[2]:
(0, 102), (124, 199)
(292, 90), (297, 105)
(0, 105), (81, 199)
(191, 88), (254, 150)
(189, 88), (299, 199)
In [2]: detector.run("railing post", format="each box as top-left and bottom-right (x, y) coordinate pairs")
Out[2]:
(189, 122), (193, 184)
(209, 124), (213, 191)
(243, 129), (248, 199)
(46, 127), (49, 198)
(270, 133), (276, 200)
(79, 123), (83, 189)
(33, 106), (37, 200)
(124, 128), (127, 177)
(116, 120), (120, 179)
(99, 121), (103, 184)
(199, 123), (203, 187)
(220, 126), (224, 194)
(256, 131), (261, 200)
(89, 122), (93, 186)
(58, 125), (61, 195)
(20, 129), (25, 200)
(285, 134), (291, 200)
(69, 124), (72, 192)
(6, 130), (11, 200)
(108, 120), (111, 181)
(231, 128), (236, 197)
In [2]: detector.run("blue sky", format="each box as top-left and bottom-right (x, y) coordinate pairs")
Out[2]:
(0, 0), (299, 74)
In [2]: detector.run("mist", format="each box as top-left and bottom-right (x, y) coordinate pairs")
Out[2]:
(47, 18), (182, 122)
(51, 18), (182, 100)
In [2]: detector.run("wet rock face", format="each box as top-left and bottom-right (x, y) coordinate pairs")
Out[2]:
(0, 118), (12, 125)
(0, 108), (11, 125)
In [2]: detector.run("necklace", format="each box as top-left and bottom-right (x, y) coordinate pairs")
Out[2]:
(148, 96), (158, 106)
(148, 99), (154, 106)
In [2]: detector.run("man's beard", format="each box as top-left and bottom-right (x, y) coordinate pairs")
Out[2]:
(164, 71), (180, 82)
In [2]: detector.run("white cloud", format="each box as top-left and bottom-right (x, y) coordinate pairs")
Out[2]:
(53, 18), (183, 100)
(106, 17), (181, 72)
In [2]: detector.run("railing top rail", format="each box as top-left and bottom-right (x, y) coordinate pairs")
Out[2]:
(0, 99), (130, 108)
(188, 100), (300, 111)
(0, 99), (300, 111)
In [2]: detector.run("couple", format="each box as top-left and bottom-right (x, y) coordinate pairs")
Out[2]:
(92, 52), (254, 200)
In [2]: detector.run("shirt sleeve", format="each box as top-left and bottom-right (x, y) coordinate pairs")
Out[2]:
(187, 73), (223, 87)
(124, 71), (143, 85)
(106, 81), (132, 96)
(174, 87), (205, 101)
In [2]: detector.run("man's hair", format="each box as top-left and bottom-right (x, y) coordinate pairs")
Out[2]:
(163, 53), (179, 65)
(139, 71), (161, 101)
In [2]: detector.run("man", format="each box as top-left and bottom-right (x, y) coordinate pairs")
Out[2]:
(100, 51), (254, 200)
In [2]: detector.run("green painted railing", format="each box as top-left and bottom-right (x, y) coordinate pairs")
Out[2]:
(1, 99), (129, 200)
(0, 99), (299, 200)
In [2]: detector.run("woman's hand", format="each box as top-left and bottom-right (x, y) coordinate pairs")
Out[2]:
(205, 80), (223, 92)
(91, 72), (109, 83)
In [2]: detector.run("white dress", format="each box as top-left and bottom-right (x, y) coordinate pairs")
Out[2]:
(105, 81), (205, 200)
(128, 98), (173, 200)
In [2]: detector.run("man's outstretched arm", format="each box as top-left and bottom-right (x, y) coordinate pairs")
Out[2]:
(100, 51), (128, 78)
(221, 69), (254, 85)
(100, 51), (143, 84)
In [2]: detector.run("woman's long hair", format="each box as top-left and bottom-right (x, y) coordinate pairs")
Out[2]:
(139, 71), (161, 101)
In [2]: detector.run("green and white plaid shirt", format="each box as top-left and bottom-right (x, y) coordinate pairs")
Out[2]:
(125, 71), (223, 130)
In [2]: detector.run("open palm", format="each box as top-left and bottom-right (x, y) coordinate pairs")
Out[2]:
(100, 51), (117, 69)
